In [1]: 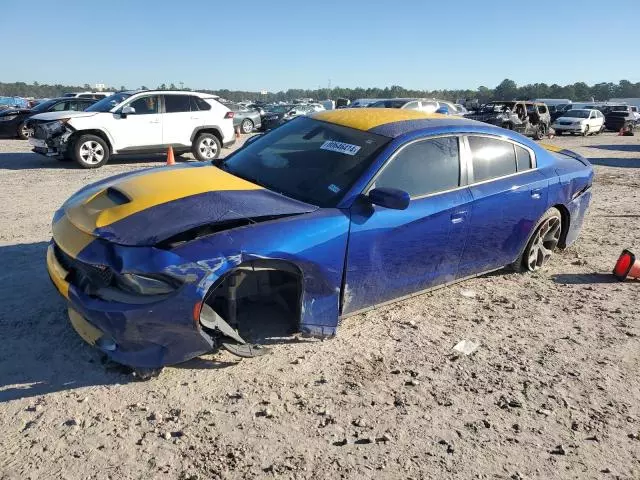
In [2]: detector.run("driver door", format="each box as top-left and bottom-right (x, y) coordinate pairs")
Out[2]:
(108, 94), (163, 151)
(343, 136), (473, 315)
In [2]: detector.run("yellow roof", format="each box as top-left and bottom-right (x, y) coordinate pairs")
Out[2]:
(312, 108), (449, 131)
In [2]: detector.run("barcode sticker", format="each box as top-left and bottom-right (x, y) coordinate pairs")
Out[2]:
(320, 140), (361, 156)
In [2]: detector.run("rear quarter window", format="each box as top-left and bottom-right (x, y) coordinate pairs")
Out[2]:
(191, 96), (212, 111)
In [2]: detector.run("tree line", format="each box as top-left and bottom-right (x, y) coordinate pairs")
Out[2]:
(2, 79), (640, 104)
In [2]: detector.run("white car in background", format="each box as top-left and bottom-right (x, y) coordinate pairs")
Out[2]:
(29, 90), (235, 168)
(552, 108), (605, 136)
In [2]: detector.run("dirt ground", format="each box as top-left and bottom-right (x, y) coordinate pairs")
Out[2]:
(0, 131), (638, 480)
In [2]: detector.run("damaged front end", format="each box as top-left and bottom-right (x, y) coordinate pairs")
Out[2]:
(31, 120), (74, 157)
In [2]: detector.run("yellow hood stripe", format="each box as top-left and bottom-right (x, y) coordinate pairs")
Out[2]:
(52, 214), (95, 258)
(65, 166), (262, 230)
(312, 108), (452, 132)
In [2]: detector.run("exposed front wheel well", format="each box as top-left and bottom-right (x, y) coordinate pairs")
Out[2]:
(553, 203), (571, 248)
(200, 260), (303, 345)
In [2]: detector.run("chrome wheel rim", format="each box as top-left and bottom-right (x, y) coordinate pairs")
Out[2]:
(79, 141), (105, 164)
(527, 216), (561, 271)
(198, 138), (218, 159)
(241, 119), (252, 134)
(20, 124), (34, 138)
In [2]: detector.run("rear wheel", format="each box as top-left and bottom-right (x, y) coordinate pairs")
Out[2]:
(192, 133), (221, 161)
(241, 118), (254, 134)
(511, 207), (562, 272)
(555, 130), (563, 136)
(73, 134), (110, 169)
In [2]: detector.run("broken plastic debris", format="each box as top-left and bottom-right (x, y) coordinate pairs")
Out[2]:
(453, 340), (480, 356)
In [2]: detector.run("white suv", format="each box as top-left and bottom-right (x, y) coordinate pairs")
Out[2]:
(29, 90), (235, 168)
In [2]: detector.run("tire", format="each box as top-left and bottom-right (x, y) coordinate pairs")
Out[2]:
(511, 207), (562, 273)
(556, 130), (563, 136)
(240, 118), (254, 134)
(534, 124), (546, 140)
(582, 125), (590, 137)
(73, 134), (110, 169)
(17, 122), (33, 140)
(191, 133), (221, 161)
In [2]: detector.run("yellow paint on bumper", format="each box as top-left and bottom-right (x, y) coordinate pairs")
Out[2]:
(46, 244), (70, 299)
(52, 215), (95, 258)
(68, 307), (103, 346)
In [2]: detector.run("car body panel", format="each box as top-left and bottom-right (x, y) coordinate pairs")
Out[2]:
(46, 109), (593, 368)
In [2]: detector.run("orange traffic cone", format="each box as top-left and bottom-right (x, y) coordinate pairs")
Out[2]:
(613, 249), (640, 281)
(166, 145), (175, 166)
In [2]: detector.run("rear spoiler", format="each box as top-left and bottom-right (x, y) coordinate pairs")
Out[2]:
(540, 143), (590, 166)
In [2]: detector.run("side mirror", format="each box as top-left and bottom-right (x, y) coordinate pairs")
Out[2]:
(121, 106), (135, 117)
(368, 187), (410, 210)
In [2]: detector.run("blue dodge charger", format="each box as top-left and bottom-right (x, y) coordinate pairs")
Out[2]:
(47, 109), (593, 374)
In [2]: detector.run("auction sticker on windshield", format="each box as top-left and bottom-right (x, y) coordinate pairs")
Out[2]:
(320, 140), (361, 156)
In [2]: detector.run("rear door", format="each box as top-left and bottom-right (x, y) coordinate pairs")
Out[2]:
(162, 94), (200, 147)
(457, 135), (548, 277)
(344, 135), (473, 314)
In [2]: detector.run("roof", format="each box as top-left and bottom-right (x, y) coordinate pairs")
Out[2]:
(312, 108), (479, 138)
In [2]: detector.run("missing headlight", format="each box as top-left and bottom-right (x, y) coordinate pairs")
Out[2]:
(116, 273), (179, 295)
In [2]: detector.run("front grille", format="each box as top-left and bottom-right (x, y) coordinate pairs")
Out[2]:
(54, 245), (113, 289)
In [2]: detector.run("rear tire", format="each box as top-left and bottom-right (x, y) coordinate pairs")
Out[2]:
(192, 133), (221, 161)
(241, 118), (254, 134)
(73, 134), (110, 169)
(511, 207), (562, 273)
(555, 130), (563, 136)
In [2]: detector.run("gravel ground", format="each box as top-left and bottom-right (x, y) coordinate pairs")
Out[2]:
(0, 132), (638, 480)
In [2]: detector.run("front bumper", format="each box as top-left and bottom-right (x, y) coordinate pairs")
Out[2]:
(552, 124), (584, 133)
(46, 242), (212, 368)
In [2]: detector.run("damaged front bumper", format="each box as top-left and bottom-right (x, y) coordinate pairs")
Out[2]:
(29, 121), (73, 157)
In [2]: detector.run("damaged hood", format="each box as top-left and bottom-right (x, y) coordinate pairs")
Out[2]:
(31, 110), (98, 122)
(57, 163), (317, 247)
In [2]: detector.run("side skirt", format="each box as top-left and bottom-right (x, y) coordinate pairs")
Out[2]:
(339, 267), (503, 321)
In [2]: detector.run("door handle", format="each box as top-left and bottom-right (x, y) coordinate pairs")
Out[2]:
(531, 188), (542, 199)
(451, 212), (467, 224)
(149, 119), (160, 124)
(190, 116), (201, 120)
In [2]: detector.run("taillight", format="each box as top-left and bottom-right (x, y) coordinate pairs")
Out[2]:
(224, 112), (234, 119)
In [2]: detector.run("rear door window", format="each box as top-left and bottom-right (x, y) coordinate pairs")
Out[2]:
(164, 95), (191, 113)
(468, 136), (517, 182)
(514, 145), (532, 172)
(373, 136), (460, 197)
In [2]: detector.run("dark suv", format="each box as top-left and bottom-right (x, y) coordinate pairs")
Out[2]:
(465, 101), (551, 140)
(603, 105), (637, 132)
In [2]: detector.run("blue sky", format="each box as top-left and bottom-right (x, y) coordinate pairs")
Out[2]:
(2, 0), (638, 92)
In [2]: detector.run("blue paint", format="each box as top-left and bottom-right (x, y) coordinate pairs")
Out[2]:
(49, 118), (594, 368)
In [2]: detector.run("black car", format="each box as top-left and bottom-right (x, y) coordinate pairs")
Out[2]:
(0, 97), (96, 139)
(261, 104), (295, 130)
(549, 103), (574, 122)
(603, 105), (636, 132)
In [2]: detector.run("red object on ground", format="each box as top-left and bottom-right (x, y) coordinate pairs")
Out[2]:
(166, 145), (175, 165)
(613, 249), (640, 281)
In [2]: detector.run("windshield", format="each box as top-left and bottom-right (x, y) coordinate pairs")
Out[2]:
(221, 117), (390, 207)
(480, 102), (515, 113)
(31, 99), (60, 112)
(85, 92), (132, 112)
(609, 105), (628, 112)
(563, 110), (589, 118)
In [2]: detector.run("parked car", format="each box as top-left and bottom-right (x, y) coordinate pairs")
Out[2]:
(46, 108), (592, 375)
(0, 97), (96, 139)
(549, 103), (574, 122)
(224, 103), (262, 134)
(261, 104), (295, 130)
(464, 101), (551, 140)
(350, 99), (381, 108)
(62, 92), (114, 99)
(603, 105), (637, 132)
(0, 96), (29, 109)
(29, 90), (235, 168)
(552, 109), (605, 136)
(369, 98), (439, 113)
